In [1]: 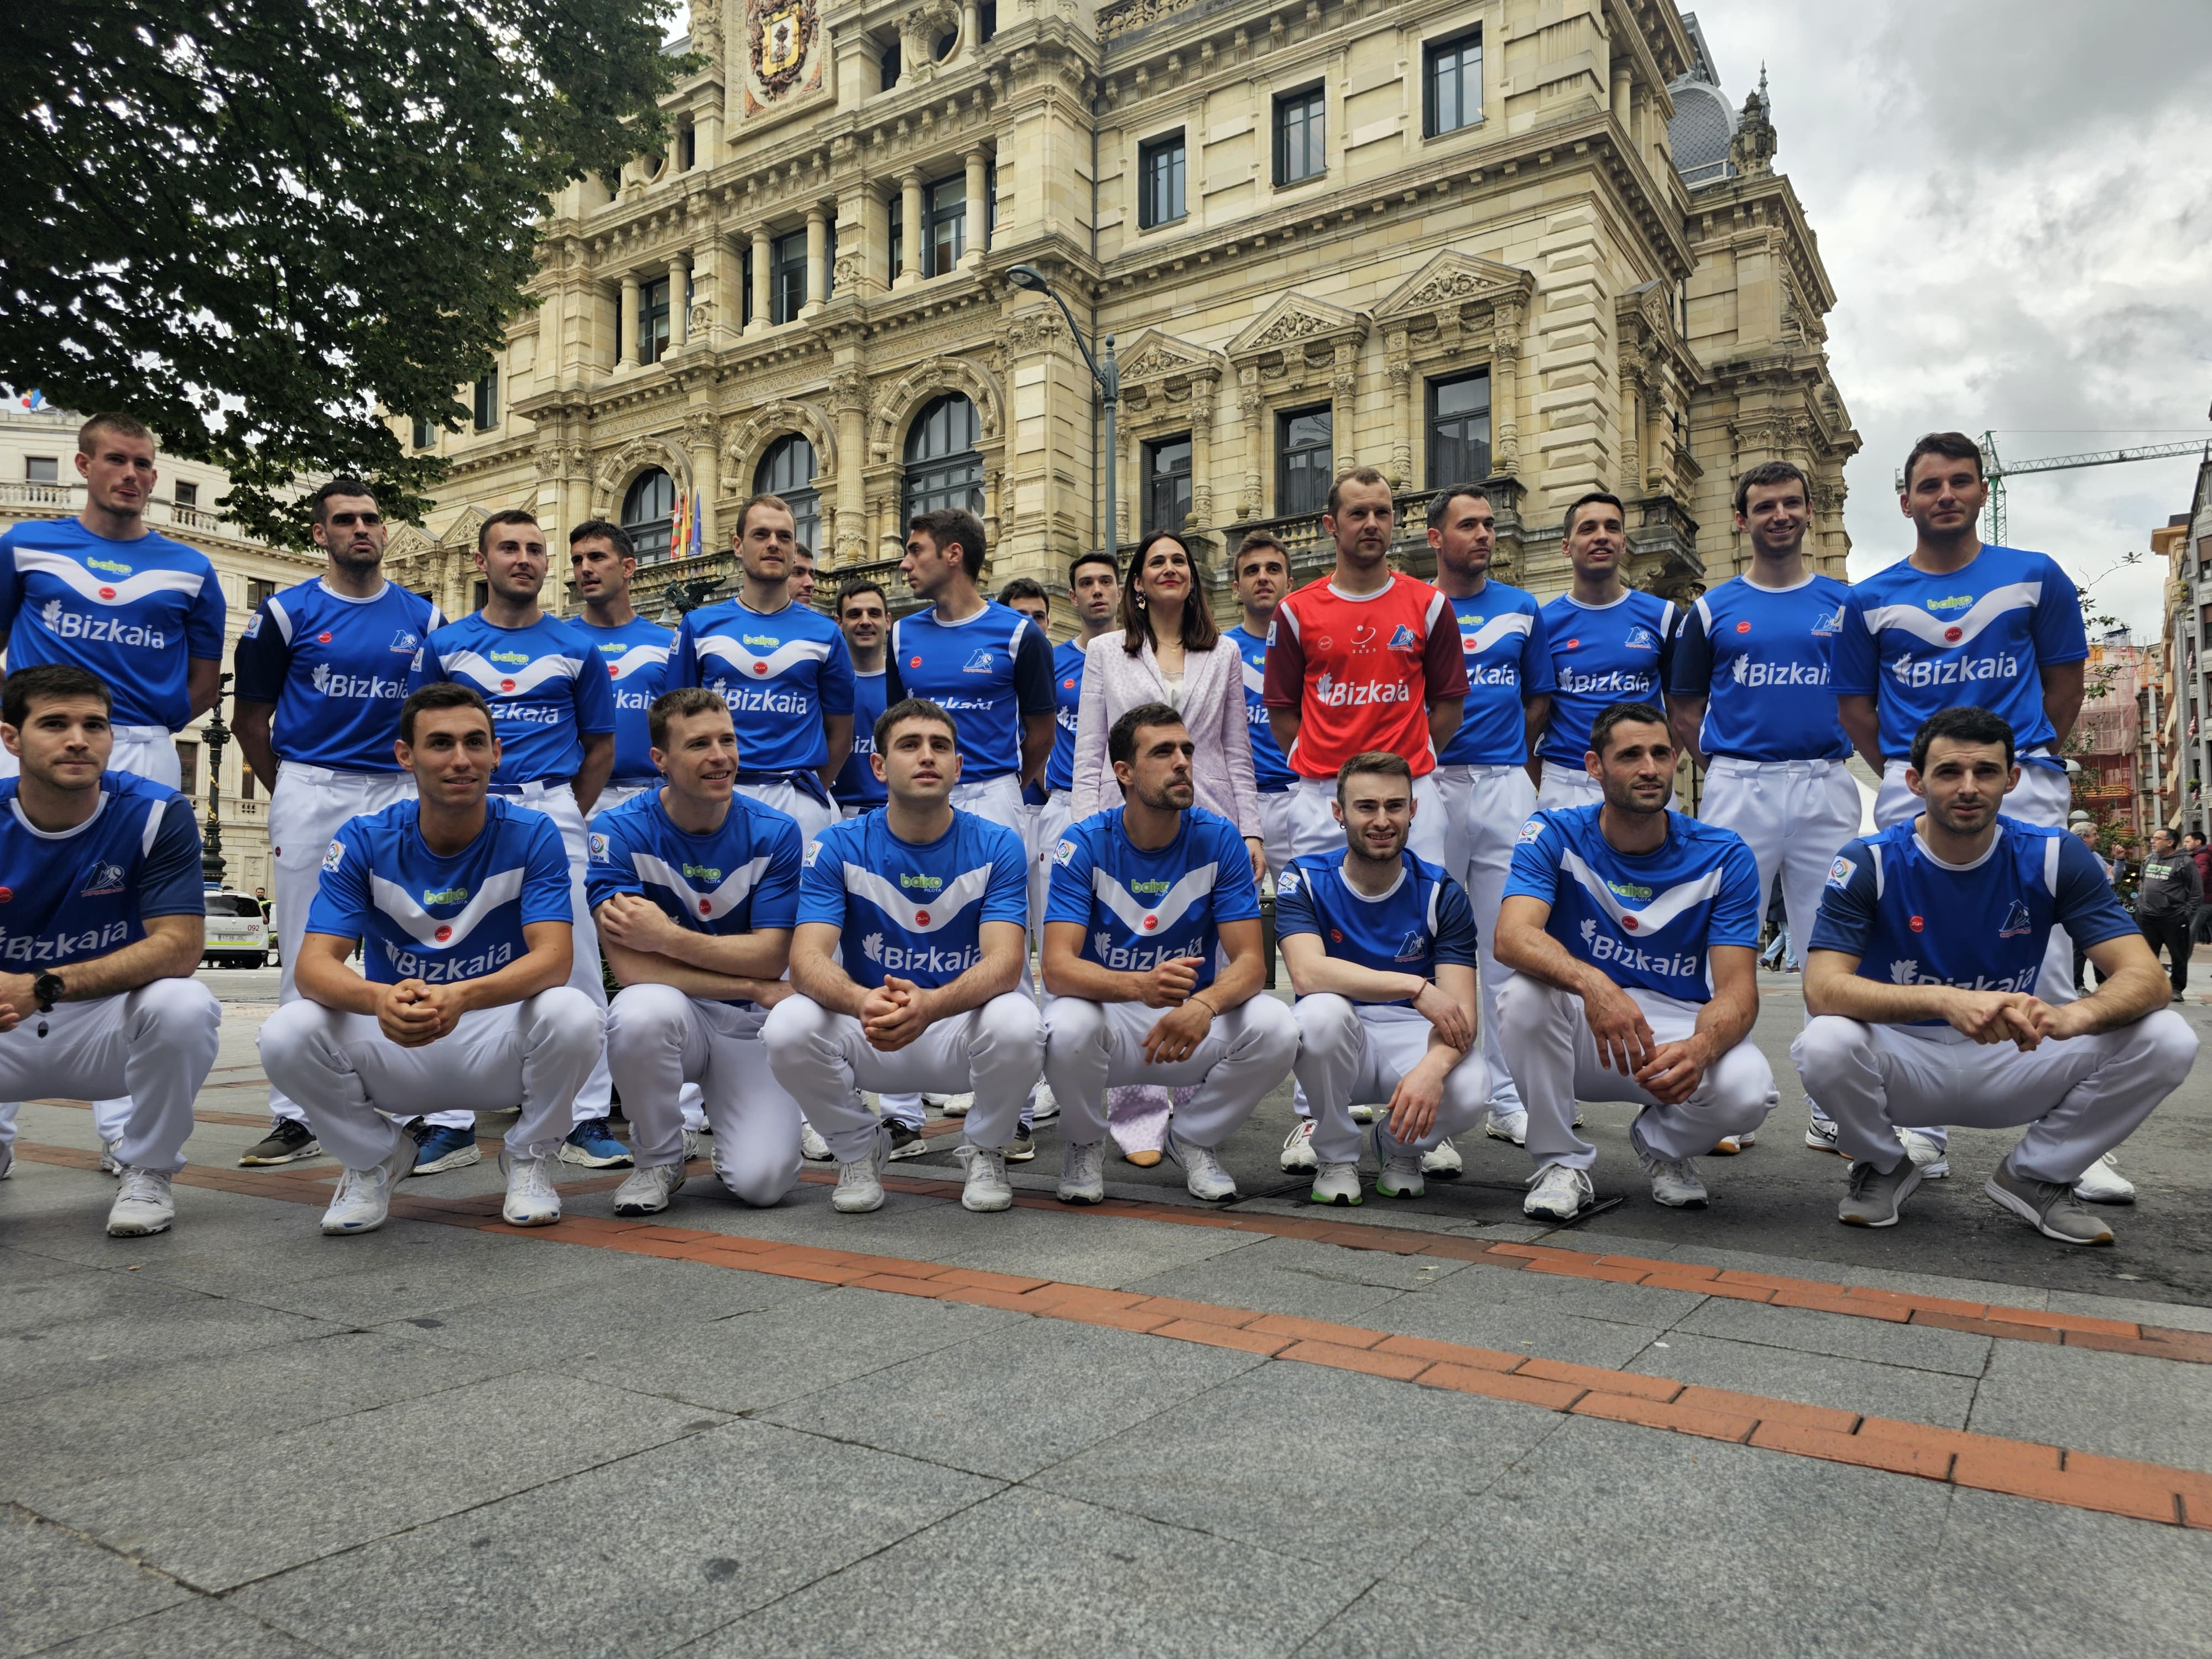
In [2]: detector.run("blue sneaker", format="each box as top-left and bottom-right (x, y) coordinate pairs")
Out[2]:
(559, 1118), (634, 1168)
(406, 1123), (480, 1176)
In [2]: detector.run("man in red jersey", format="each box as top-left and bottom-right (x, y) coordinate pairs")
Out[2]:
(1264, 467), (1466, 864)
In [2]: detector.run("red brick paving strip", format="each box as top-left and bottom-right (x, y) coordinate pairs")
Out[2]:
(15, 1141), (2210, 1530)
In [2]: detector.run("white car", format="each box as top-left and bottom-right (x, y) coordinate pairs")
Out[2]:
(203, 890), (269, 969)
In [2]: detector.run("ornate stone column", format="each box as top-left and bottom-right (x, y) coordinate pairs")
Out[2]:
(1385, 330), (1413, 490)
(962, 149), (989, 267)
(1330, 341), (1360, 479)
(684, 411), (719, 549)
(961, 0), (980, 58)
(1189, 374), (1217, 529)
(805, 207), (828, 310)
(667, 253), (690, 348)
(1491, 297), (1524, 476)
(748, 227), (771, 333)
(1238, 370), (1264, 520)
(617, 275), (640, 370)
(833, 370), (869, 561)
(897, 173), (924, 287)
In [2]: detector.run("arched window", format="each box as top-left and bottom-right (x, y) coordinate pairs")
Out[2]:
(621, 467), (675, 560)
(902, 393), (984, 524)
(755, 435), (821, 557)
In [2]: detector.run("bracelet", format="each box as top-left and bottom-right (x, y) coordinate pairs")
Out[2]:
(1189, 993), (1217, 1018)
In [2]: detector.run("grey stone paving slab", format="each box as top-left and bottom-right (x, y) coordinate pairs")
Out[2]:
(1119, 1251), (1409, 1326)
(1624, 1331), (1979, 1430)
(31, 1597), (331, 1658)
(1, 1277), (340, 1404)
(2044, 1288), (2212, 1332)
(1417, 1260), (1711, 1326)
(690, 1487), (1369, 1658)
(1296, 1582), (1595, 1659)
(756, 1316), (1265, 1482)
(34, 1375), (722, 1592)
(1966, 1340), (2212, 1473)
(1366, 1289), (1665, 1369)
(1226, 1235), (1476, 1292)
(232, 1228), (655, 1328)
(1673, 1295), (1994, 1376)
(0, 1506), (190, 1658)
(231, 1420), (1000, 1659)
(1033, 1358), (1564, 1568)
(931, 1205), (1269, 1289)
(0, 1243), (93, 1285)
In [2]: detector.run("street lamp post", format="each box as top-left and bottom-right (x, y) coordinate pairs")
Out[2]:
(1005, 263), (1120, 565)
(200, 672), (232, 889)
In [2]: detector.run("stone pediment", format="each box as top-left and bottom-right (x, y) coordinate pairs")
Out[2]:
(1226, 292), (1368, 361)
(434, 503), (489, 551)
(382, 523), (436, 561)
(1116, 329), (1224, 388)
(1373, 251), (1534, 328)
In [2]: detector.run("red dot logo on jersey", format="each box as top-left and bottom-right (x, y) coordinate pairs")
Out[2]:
(499, 678), (515, 692)
(1142, 915), (1158, 930)
(317, 632), (333, 643)
(1943, 627), (1962, 643)
(1566, 638), (1580, 649)
(0, 888), (13, 904)
(1329, 928), (1343, 943)
(608, 664), (619, 677)
(1908, 915), (1924, 932)
(914, 909), (931, 926)
(97, 586), (116, 599)
(1062, 677), (1076, 689)
(1736, 620), (1752, 634)
(698, 899), (712, 915)
(1622, 914), (1640, 930)
(910, 656), (923, 668)
(753, 662), (767, 673)
(434, 925), (453, 942)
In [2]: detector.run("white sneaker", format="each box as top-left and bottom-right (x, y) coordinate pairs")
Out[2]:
(320, 1139), (414, 1235)
(1310, 1161), (1362, 1206)
(613, 1161), (687, 1217)
(1376, 1151), (1426, 1200)
(1483, 1108), (1528, 1146)
(1029, 1082), (1060, 1124)
(928, 1093), (974, 1118)
(2072, 1151), (2136, 1205)
(1899, 1129), (1949, 1180)
(1057, 1140), (1105, 1204)
(500, 1150), (562, 1227)
(1805, 1115), (1842, 1154)
(1524, 1162), (1593, 1220)
(1420, 1135), (1462, 1176)
(1280, 1118), (1318, 1172)
(106, 1167), (175, 1237)
(681, 1128), (705, 1162)
(1349, 1103), (1380, 1123)
(1642, 1153), (1708, 1209)
(833, 1129), (890, 1214)
(799, 1121), (834, 1162)
(1166, 1132), (1238, 1202)
(99, 1139), (123, 1176)
(957, 1144), (1013, 1212)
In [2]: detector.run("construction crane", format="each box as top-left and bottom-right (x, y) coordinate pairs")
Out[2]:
(1895, 432), (2209, 545)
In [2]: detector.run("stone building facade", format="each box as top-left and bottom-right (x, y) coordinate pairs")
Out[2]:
(389, 1), (1854, 624)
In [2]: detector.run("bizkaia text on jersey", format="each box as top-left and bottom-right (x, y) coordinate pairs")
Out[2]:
(1885, 651), (2022, 689)
(38, 600), (169, 648)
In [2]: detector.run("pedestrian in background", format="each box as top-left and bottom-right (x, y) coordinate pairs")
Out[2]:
(2136, 827), (2201, 1001)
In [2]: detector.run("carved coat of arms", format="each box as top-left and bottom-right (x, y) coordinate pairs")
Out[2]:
(747, 0), (818, 102)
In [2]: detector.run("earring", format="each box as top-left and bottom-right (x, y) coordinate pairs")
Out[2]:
(1135, 593), (1146, 609)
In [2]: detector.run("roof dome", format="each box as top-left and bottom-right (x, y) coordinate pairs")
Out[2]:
(1668, 80), (1736, 185)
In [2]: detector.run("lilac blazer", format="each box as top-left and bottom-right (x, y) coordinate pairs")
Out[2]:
(1071, 630), (1260, 837)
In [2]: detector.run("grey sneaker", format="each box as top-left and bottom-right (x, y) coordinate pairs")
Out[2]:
(106, 1167), (175, 1237)
(1838, 1157), (1924, 1228)
(100, 1138), (124, 1175)
(1804, 1114), (1842, 1155)
(957, 1144), (1013, 1212)
(1057, 1140), (1106, 1205)
(1164, 1131), (1237, 1202)
(1986, 1160), (2116, 1245)
(1279, 1118), (1318, 1172)
(832, 1129), (890, 1214)
(1310, 1161), (1362, 1206)
(799, 1120), (834, 1162)
(1639, 1152), (1708, 1209)
(1524, 1162), (1594, 1220)
(612, 1161), (687, 1217)
(1483, 1108), (1528, 1146)
(1419, 1135), (1462, 1176)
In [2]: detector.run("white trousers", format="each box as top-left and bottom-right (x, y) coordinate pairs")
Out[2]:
(951, 774), (1033, 858)
(1533, 763), (1603, 813)
(1287, 774), (1446, 867)
(1258, 791), (1296, 888)
(1291, 997), (1490, 1165)
(763, 990), (1043, 1159)
(1496, 977), (1775, 1172)
(265, 763), (416, 1125)
(0, 980), (220, 1170)
(1434, 761), (1537, 1110)
(1792, 1011), (2195, 1185)
(1043, 994), (1297, 1150)
(604, 984), (800, 1206)
(258, 988), (600, 1171)
(594, 780), (656, 818)
(734, 778), (835, 848)
(1030, 789), (1074, 940)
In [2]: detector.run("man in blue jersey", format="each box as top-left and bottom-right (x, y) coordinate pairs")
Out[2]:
(591, 688), (807, 1215)
(672, 494), (854, 846)
(406, 509), (622, 1171)
(1229, 533), (1297, 881)
(1279, 752), (1489, 1206)
(1426, 484), (1553, 1155)
(1534, 493), (1676, 812)
(764, 698), (1041, 1215)
(232, 478), (444, 1167)
(1042, 704), (1297, 1206)
(832, 580), (891, 820)
(570, 520), (673, 818)
(1497, 702), (1773, 1218)
(1664, 460), (1860, 1159)
(1794, 707), (2194, 1242)
(0, 666), (221, 1235)
(259, 685), (601, 1234)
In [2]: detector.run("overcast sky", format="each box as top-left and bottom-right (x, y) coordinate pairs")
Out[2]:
(1683, 0), (2212, 634)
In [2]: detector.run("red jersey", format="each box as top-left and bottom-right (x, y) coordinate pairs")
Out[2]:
(1262, 571), (1467, 779)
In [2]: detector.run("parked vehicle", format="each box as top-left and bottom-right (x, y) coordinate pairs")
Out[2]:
(203, 890), (269, 968)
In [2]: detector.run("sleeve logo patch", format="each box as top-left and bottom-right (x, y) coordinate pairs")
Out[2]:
(1517, 817), (1545, 844)
(1826, 854), (1853, 889)
(802, 841), (822, 867)
(1053, 838), (1078, 866)
(321, 841), (345, 874)
(588, 833), (609, 860)
(1276, 869), (1300, 896)
(242, 612), (263, 639)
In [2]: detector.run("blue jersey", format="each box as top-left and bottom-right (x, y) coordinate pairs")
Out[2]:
(1666, 573), (1850, 763)
(1832, 545), (2087, 770)
(232, 579), (443, 773)
(304, 796), (572, 985)
(0, 519), (225, 730)
(0, 772), (202, 968)
(833, 670), (890, 810)
(1807, 815), (2135, 1025)
(1438, 583), (1554, 768)
(1537, 588), (1677, 760)
(1045, 639), (1087, 795)
(1046, 806), (1261, 992)
(672, 596), (855, 778)
(1503, 805), (1761, 1003)
(586, 787), (804, 1007)
(885, 602), (1055, 782)
(1232, 625), (1295, 793)
(797, 808), (1028, 990)
(573, 616), (673, 784)
(408, 613), (618, 789)
(1275, 848), (1479, 1006)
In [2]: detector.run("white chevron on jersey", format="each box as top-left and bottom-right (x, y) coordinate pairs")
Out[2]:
(843, 862), (995, 933)
(1463, 612), (1536, 653)
(12, 548), (207, 606)
(1559, 849), (1725, 936)
(1241, 658), (1266, 697)
(368, 867), (528, 948)
(139, 795), (170, 857)
(1860, 582), (2041, 649)
(629, 852), (771, 921)
(603, 643), (672, 680)
(1090, 861), (1219, 937)
(441, 649), (582, 695)
(265, 594), (298, 643)
(695, 635), (833, 680)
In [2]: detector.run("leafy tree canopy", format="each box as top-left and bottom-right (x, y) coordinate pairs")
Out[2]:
(1, 0), (685, 546)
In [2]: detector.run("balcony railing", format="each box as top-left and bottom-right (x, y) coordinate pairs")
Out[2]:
(0, 480), (257, 544)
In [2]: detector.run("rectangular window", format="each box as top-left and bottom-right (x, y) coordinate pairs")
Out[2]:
(240, 762), (257, 801)
(1142, 436), (1193, 535)
(771, 230), (808, 324)
(889, 196), (903, 280)
(248, 578), (277, 612)
(638, 277), (671, 363)
(1276, 405), (1332, 517)
(472, 369), (499, 430)
(979, 1), (997, 43)
(1275, 85), (1326, 186)
(824, 221), (839, 299)
(985, 161), (997, 246)
(925, 177), (966, 276)
(879, 39), (901, 91)
(1139, 131), (1186, 229)
(679, 123), (697, 171)
(1426, 369), (1493, 486)
(410, 418), (433, 450)
(175, 742), (198, 797)
(740, 246), (754, 325)
(471, 579), (488, 612)
(24, 456), (56, 484)
(1423, 30), (1483, 137)
(174, 481), (199, 509)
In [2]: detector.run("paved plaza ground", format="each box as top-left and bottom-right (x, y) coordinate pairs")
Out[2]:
(4, 964), (2211, 1657)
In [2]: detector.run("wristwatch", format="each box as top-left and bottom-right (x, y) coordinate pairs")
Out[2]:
(32, 971), (64, 1013)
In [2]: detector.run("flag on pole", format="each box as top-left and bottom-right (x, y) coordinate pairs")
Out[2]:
(669, 489), (691, 562)
(687, 491), (703, 559)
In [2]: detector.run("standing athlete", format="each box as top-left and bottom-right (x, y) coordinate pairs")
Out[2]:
(1229, 533), (1297, 881)
(1534, 492), (1676, 812)
(1663, 460), (1858, 1157)
(1034, 554), (1121, 922)
(406, 509), (622, 1172)
(569, 520), (672, 818)
(1262, 467), (1466, 865)
(232, 478), (443, 1168)
(832, 580), (891, 820)
(790, 544), (817, 609)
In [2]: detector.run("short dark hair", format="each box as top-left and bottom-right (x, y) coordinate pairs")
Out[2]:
(1589, 700), (1670, 758)
(1069, 551), (1119, 585)
(1426, 483), (1491, 528)
(648, 686), (732, 749)
(1108, 701), (1187, 767)
(909, 508), (988, 579)
(2153, 827), (2179, 849)
(1563, 491), (1625, 540)
(310, 477), (378, 525)
(1335, 749), (1412, 800)
(477, 508), (540, 556)
(735, 493), (794, 541)
(1909, 705), (2015, 772)
(76, 413), (154, 455)
(1902, 431), (1984, 491)
(570, 518), (636, 560)
(3, 665), (111, 729)
(835, 578), (887, 616)
(2186, 832), (2205, 847)
(399, 682), (493, 745)
(1326, 466), (1393, 519)
(997, 577), (1048, 609)
(1733, 460), (1810, 518)
(1120, 530), (1219, 657)
(1233, 531), (1288, 576)
(875, 696), (958, 755)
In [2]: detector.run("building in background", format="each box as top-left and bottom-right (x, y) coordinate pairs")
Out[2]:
(2068, 625), (2153, 839)
(2154, 492), (2210, 836)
